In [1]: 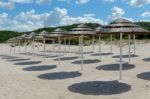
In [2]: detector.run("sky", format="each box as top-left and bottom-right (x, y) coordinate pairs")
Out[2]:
(0, 0), (150, 32)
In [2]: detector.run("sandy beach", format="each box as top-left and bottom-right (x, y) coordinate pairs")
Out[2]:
(0, 42), (150, 99)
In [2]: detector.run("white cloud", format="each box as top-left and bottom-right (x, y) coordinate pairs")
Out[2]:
(83, 14), (95, 17)
(75, 0), (90, 4)
(108, 6), (125, 20)
(103, 0), (115, 3)
(58, 0), (72, 3)
(0, 13), (9, 24)
(36, 0), (52, 4)
(141, 11), (150, 17)
(130, 0), (150, 7)
(0, 1), (14, 10)
(9, 0), (33, 4)
(0, 7), (104, 32)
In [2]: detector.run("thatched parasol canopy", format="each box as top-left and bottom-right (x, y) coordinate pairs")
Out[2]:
(6, 37), (16, 43)
(16, 34), (27, 40)
(30, 32), (36, 37)
(95, 26), (102, 32)
(25, 34), (34, 40)
(35, 30), (49, 39)
(49, 28), (67, 37)
(67, 24), (96, 35)
(97, 18), (150, 35)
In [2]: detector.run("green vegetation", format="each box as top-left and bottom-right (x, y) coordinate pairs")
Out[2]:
(0, 31), (21, 43)
(135, 22), (150, 31)
(0, 22), (149, 43)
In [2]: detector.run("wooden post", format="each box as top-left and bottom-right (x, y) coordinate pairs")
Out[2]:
(128, 34), (131, 62)
(99, 35), (102, 60)
(43, 38), (46, 61)
(19, 40), (21, 54)
(92, 36), (95, 52)
(133, 34), (136, 55)
(110, 34), (112, 53)
(119, 33), (123, 80)
(58, 37), (61, 65)
(81, 35), (84, 71)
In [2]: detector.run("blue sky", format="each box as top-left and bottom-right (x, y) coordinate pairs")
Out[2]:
(0, 0), (150, 31)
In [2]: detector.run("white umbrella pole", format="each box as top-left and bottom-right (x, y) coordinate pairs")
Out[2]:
(32, 39), (35, 53)
(58, 37), (61, 65)
(19, 40), (21, 54)
(119, 33), (123, 80)
(9, 43), (12, 54)
(43, 38), (46, 61)
(110, 34), (112, 53)
(37, 39), (40, 51)
(133, 34), (136, 55)
(64, 38), (67, 51)
(69, 37), (71, 52)
(78, 36), (81, 56)
(25, 39), (27, 53)
(99, 35), (102, 60)
(14, 40), (16, 55)
(128, 34), (131, 63)
(81, 35), (84, 71)
(52, 39), (55, 50)
(92, 36), (95, 52)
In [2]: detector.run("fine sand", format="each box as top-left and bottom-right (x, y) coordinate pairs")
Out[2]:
(0, 41), (150, 99)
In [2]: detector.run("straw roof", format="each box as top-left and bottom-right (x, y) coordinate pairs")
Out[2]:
(97, 18), (150, 35)
(6, 37), (16, 43)
(49, 28), (68, 37)
(67, 24), (96, 35)
(95, 26), (102, 32)
(30, 32), (36, 36)
(21, 34), (28, 38)
(35, 30), (49, 39)
(37, 30), (49, 36)
(8, 34), (28, 43)
(51, 28), (66, 34)
(25, 35), (33, 40)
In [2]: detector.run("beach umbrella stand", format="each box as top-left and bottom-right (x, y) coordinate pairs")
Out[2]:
(133, 34), (136, 55)
(119, 33), (123, 80)
(66, 24), (96, 71)
(68, 37), (71, 52)
(43, 38), (46, 61)
(98, 35), (102, 60)
(58, 37), (61, 65)
(97, 18), (150, 80)
(128, 34), (131, 62)
(110, 34), (113, 53)
(92, 36), (95, 52)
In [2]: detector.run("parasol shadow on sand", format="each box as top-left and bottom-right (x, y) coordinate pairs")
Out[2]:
(72, 59), (101, 64)
(75, 51), (94, 55)
(137, 72), (150, 80)
(68, 80), (131, 95)
(91, 53), (113, 56)
(143, 58), (150, 62)
(1, 56), (20, 59)
(0, 55), (14, 57)
(23, 65), (56, 71)
(14, 61), (42, 65)
(96, 63), (135, 71)
(0, 55), (20, 59)
(34, 54), (63, 58)
(54, 56), (79, 61)
(7, 58), (30, 62)
(112, 54), (139, 58)
(20, 52), (37, 56)
(38, 71), (82, 80)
